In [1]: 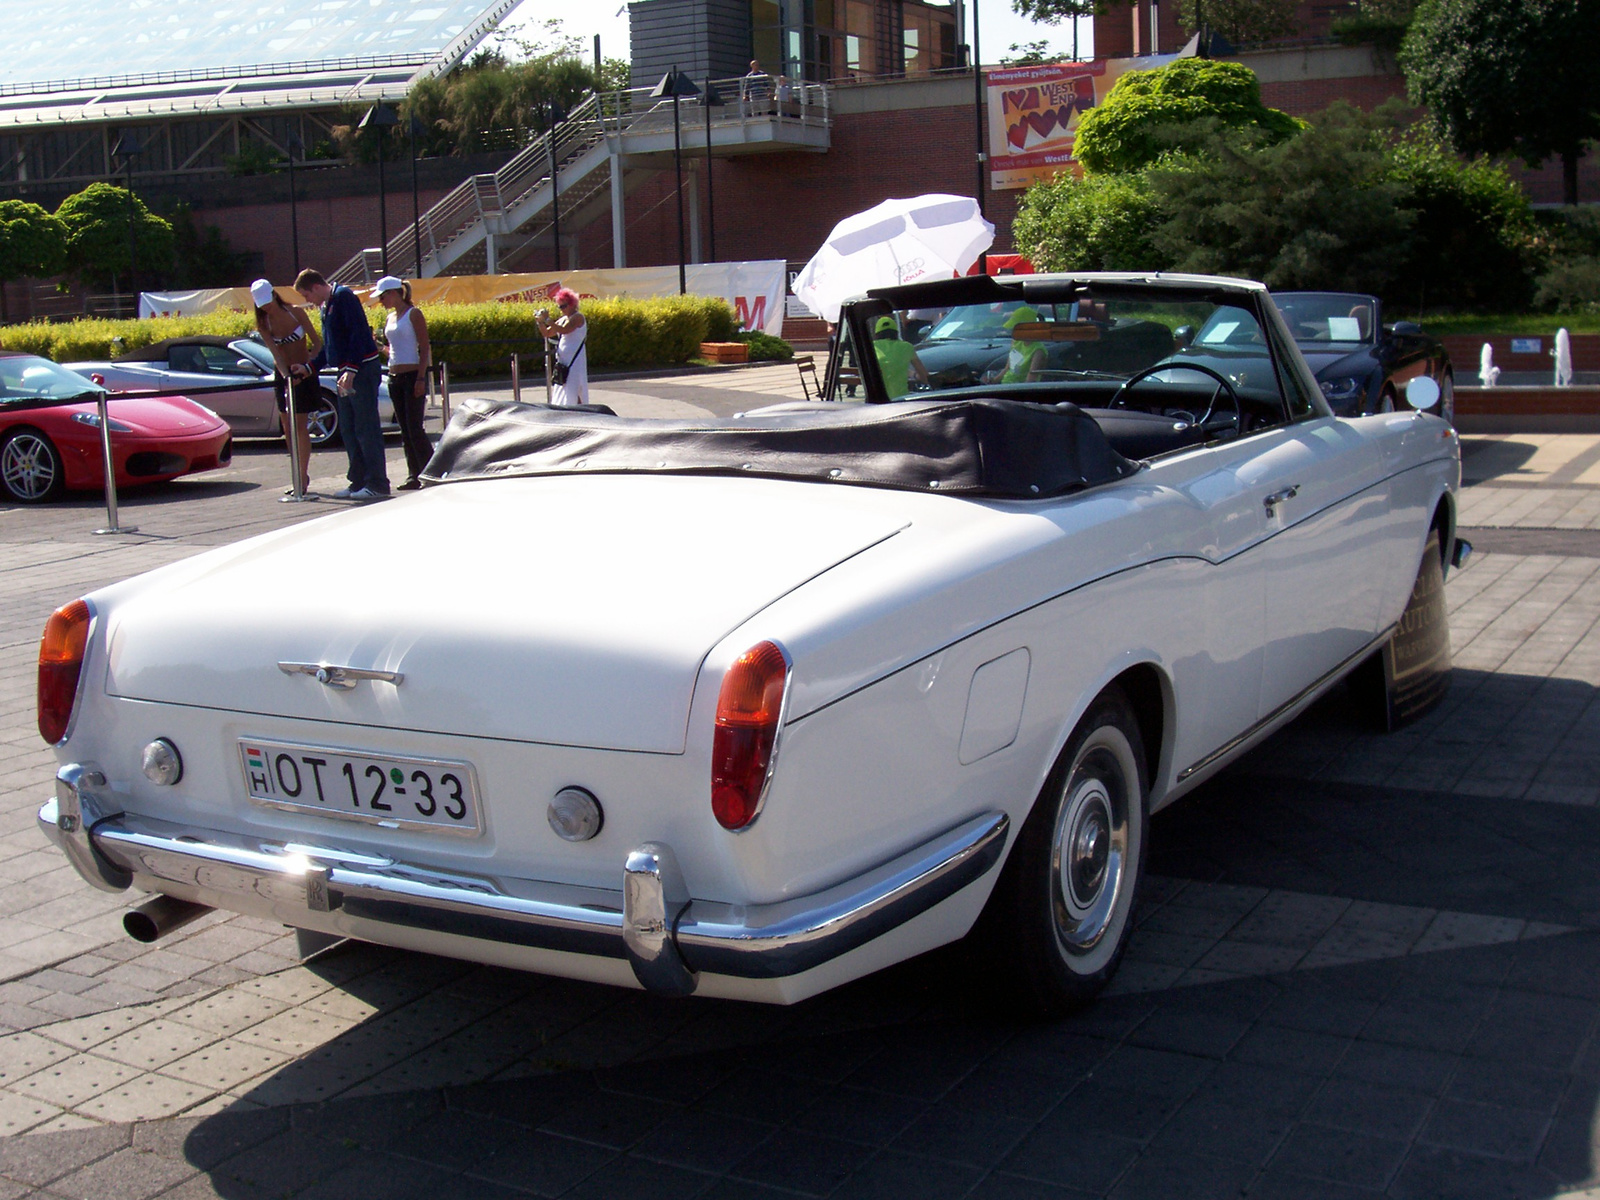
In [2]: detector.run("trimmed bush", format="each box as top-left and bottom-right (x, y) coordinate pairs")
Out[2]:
(736, 330), (795, 361)
(0, 294), (741, 373)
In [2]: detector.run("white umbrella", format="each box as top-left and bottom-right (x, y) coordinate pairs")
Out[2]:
(791, 194), (995, 324)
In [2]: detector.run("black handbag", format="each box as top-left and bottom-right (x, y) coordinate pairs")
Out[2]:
(552, 338), (584, 387)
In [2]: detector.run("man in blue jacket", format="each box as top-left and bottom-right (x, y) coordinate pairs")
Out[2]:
(294, 268), (391, 500)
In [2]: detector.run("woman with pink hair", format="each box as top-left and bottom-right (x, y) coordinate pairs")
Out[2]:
(534, 288), (588, 406)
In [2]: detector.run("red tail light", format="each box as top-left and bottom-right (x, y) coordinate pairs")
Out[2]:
(38, 600), (91, 744)
(711, 640), (790, 830)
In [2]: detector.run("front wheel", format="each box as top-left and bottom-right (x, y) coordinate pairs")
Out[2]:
(0, 428), (65, 503)
(975, 685), (1148, 1015)
(306, 392), (340, 447)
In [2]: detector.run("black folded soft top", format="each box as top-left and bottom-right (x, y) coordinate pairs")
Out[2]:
(421, 396), (1137, 499)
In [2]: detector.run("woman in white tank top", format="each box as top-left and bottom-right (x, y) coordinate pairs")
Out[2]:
(374, 276), (433, 490)
(534, 288), (588, 406)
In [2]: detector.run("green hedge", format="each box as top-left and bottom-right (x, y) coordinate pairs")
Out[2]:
(0, 294), (740, 373)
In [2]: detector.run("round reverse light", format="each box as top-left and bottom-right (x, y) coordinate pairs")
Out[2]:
(547, 787), (602, 842)
(141, 738), (183, 786)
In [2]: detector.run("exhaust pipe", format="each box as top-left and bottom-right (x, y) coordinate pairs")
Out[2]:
(124, 894), (212, 943)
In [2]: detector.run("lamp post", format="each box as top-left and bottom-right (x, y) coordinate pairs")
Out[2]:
(359, 103), (400, 276)
(110, 135), (141, 314)
(702, 79), (725, 264)
(970, 0), (987, 275)
(285, 131), (303, 273)
(651, 68), (701, 294)
(407, 116), (424, 276)
(548, 100), (567, 272)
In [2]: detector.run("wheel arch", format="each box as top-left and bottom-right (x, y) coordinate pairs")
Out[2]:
(1431, 490), (1456, 575)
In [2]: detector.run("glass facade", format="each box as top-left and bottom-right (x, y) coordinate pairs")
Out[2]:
(751, 0), (958, 82)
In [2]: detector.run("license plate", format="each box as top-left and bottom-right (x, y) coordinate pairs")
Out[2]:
(239, 739), (482, 835)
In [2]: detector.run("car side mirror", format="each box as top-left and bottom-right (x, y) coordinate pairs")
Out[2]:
(1405, 376), (1441, 411)
(1173, 325), (1194, 349)
(1391, 321), (1422, 335)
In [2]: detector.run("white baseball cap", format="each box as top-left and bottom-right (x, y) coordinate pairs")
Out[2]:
(371, 275), (405, 297)
(249, 279), (276, 307)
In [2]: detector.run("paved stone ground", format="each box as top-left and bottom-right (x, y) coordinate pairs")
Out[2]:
(0, 399), (1594, 1197)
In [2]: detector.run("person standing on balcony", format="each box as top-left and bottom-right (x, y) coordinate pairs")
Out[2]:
(742, 59), (770, 113)
(534, 288), (588, 406)
(373, 275), (432, 490)
(294, 268), (391, 500)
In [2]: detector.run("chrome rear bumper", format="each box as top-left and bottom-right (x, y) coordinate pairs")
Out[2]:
(39, 764), (1008, 996)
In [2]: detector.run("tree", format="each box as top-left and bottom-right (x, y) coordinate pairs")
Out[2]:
(1002, 39), (1057, 65)
(1175, 0), (1298, 46)
(1013, 172), (1164, 270)
(1400, 0), (1600, 204)
(164, 203), (252, 288)
(55, 183), (175, 292)
(0, 201), (67, 322)
(1145, 105), (1413, 294)
(1072, 59), (1301, 175)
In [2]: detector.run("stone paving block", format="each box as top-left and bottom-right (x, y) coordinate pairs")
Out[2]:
(0, 1088), (65, 1135)
(160, 1037), (290, 1093)
(76, 1071), (210, 1123)
(0, 1029), (76, 1085)
(94, 1019), (217, 1071)
(12, 1051), (140, 1108)
(168, 987), (288, 1038)
(1413, 911), (1528, 953)
(232, 1005), (358, 1058)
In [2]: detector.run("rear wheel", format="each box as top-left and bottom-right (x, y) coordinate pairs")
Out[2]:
(307, 391), (340, 447)
(1353, 528), (1452, 731)
(975, 686), (1148, 1015)
(0, 428), (65, 503)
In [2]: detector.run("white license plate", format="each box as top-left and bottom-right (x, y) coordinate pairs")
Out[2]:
(239, 739), (482, 834)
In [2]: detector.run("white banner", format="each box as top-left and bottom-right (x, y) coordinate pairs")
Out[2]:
(139, 260), (788, 336)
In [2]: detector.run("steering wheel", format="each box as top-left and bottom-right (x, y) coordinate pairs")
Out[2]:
(1109, 361), (1241, 429)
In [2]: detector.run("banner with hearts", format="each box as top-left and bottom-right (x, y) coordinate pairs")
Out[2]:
(985, 54), (1177, 191)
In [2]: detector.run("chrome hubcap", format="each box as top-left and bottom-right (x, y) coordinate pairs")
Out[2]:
(1051, 746), (1129, 954)
(2, 435), (56, 500)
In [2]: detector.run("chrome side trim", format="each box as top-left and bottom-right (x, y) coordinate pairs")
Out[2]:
(44, 802), (1009, 994)
(676, 810), (1010, 978)
(277, 662), (404, 690)
(1176, 627), (1395, 783)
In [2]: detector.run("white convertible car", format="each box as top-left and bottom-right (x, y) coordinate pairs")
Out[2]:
(36, 273), (1466, 1012)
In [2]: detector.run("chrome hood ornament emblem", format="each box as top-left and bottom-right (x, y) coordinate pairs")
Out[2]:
(278, 662), (404, 690)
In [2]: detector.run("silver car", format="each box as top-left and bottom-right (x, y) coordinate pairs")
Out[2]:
(66, 336), (398, 447)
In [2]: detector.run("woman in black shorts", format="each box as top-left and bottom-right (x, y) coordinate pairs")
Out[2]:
(252, 278), (323, 495)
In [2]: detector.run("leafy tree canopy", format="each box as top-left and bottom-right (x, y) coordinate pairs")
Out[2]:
(1400, 0), (1600, 203)
(1072, 59), (1302, 174)
(0, 200), (67, 284)
(55, 183), (174, 289)
(1012, 172), (1161, 271)
(1002, 39), (1057, 65)
(1175, 0), (1298, 45)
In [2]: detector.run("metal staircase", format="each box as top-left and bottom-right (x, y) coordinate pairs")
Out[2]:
(330, 80), (832, 283)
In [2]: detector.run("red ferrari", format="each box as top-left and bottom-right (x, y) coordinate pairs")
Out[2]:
(0, 352), (232, 504)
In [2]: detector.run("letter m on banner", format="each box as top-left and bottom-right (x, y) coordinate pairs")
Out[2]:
(733, 295), (767, 332)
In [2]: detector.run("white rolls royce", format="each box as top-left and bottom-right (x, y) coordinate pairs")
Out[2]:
(36, 273), (1465, 1012)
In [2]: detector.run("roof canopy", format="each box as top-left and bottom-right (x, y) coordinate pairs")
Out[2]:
(0, 0), (516, 127)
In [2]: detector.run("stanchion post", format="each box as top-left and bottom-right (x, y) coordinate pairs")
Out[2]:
(440, 362), (451, 427)
(279, 373), (318, 504)
(511, 352), (521, 404)
(545, 337), (554, 404)
(92, 390), (136, 535)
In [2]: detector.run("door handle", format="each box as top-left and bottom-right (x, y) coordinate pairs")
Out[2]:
(1263, 485), (1299, 515)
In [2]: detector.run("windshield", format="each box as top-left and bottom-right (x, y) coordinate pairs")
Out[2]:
(1271, 293), (1377, 345)
(0, 356), (101, 405)
(871, 295), (1274, 398)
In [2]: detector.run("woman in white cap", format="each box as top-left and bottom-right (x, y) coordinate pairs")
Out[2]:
(251, 278), (322, 495)
(372, 275), (432, 490)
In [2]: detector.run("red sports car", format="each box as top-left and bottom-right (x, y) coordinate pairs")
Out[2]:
(0, 352), (232, 504)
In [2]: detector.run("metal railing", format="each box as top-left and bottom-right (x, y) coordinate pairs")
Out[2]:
(331, 76), (832, 285)
(0, 53), (435, 99)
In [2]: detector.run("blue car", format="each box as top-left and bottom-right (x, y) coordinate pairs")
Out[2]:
(1271, 292), (1453, 422)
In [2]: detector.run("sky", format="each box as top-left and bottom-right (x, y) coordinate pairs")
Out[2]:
(487, 0), (1095, 75)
